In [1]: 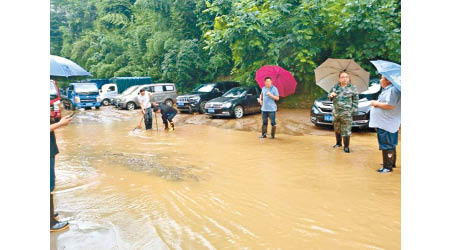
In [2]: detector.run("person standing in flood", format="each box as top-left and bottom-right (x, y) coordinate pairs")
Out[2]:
(50, 115), (72, 232)
(138, 88), (153, 130)
(328, 71), (359, 153)
(258, 76), (280, 139)
(369, 75), (401, 173)
(153, 102), (178, 131)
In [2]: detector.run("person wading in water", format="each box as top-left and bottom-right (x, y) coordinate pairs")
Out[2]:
(152, 103), (178, 131)
(328, 71), (359, 153)
(258, 77), (280, 139)
(138, 88), (153, 130)
(369, 75), (401, 173)
(50, 114), (72, 232)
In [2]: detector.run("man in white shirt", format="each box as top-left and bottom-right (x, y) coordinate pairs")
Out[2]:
(369, 75), (401, 173)
(137, 88), (153, 130)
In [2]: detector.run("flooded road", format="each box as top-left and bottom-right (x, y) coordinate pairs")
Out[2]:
(51, 107), (400, 250)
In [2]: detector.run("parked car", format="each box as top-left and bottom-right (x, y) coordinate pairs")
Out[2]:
(99, 83), (118, 106)
(205, 86), (261, 118)
(63, 82), (102, 110)
(114, 83), (177, 110)
(310, 81), (382, 129)
(176, 81), (240, 114)
(50, 80), (62, 123)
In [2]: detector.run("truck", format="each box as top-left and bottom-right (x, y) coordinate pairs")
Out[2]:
(85, 78), (110, 89)
(109, 77), (152, 94)
(63, 82), (102, 110)
(98, 83), (117, 106)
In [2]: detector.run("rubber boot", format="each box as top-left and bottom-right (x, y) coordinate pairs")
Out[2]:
(333, 133), (342, 148)
(169, 121), (175, 131)
(379, 148), (397, 168)
(164, 122), (169, 130)
(377, 150), (394, 173)
(50, 194), (69, 232)
(168, 122), (174, 131)
(260, 124), (267, 138)
(270, 125), (276, 139)
(343, 136), (350, 153)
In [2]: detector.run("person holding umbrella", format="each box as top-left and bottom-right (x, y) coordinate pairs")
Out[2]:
(369, 60), (401, 173)
(50, 55), (91, 232)
(315, 59), (369, 153)
(255, 65), (298, 139)
(328, 72), (359, 153)
(258, 76), (280, 139)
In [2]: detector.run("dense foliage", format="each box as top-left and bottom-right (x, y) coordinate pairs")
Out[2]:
(51, 0), (400, 95)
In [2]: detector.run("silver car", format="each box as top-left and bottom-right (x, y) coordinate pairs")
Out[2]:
(114, 83), (177, 110)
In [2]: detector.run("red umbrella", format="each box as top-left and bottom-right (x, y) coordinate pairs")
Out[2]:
(255, 65), (297, 97)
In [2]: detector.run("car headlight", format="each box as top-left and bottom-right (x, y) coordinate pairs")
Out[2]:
(223, 102), (232, 108)
(314, 100), (327, 109)
(190, 96), (200, 102)
(312, 106), (319, 114)
(96, 96), (101, 102)
(75, 97), (80, 103)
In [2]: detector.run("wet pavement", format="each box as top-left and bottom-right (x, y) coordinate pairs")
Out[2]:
(51, 107), (400, 250)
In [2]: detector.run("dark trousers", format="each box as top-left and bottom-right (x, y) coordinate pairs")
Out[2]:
(162, 111), (177, 124)
(144, 108), (153, 130)
(50, 156), (55, 192)
(377, 128), (398, 150)
(262, 111), (276, 126)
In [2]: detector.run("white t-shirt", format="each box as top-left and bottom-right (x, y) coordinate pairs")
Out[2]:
(137, 91), (151, 109)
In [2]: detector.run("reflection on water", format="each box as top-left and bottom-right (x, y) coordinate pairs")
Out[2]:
(51, 107), (400, 250)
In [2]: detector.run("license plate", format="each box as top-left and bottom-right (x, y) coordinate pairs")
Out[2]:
(208, 108), (215, 113)
(177, 102), (184, 106)
(324, 114), (333, 122)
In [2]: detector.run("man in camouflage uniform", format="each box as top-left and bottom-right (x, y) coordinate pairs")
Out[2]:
(328, 71), (359, 153)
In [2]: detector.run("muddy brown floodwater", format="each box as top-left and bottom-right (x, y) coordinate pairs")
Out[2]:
(51, 107), (400, 250)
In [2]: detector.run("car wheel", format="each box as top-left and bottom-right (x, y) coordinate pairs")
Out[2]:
(199, 101), (207, 114)
(165, 99), (174, 107)
(102, 99), (110, 106)
(126, 102), (136, 110)
(233, 105), (244, 119)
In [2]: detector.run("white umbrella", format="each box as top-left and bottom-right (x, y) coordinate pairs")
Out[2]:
(50, 55), (92, 77)
(314, 58), (370, 93)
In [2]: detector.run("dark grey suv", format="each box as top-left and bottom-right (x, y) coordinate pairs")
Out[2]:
(176, 81), (240, 114)
(310, 82), (382, 129)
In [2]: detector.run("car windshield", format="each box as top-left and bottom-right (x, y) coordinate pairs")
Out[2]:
(193, 84), (214, 93)
(122, 86), (139, 95)
(223, 87), (246, 98)
(74, 83), (99, 93)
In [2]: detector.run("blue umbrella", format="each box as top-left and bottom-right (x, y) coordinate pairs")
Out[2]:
(50, 55), (92, 77)
(370, 60), (401, 91)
